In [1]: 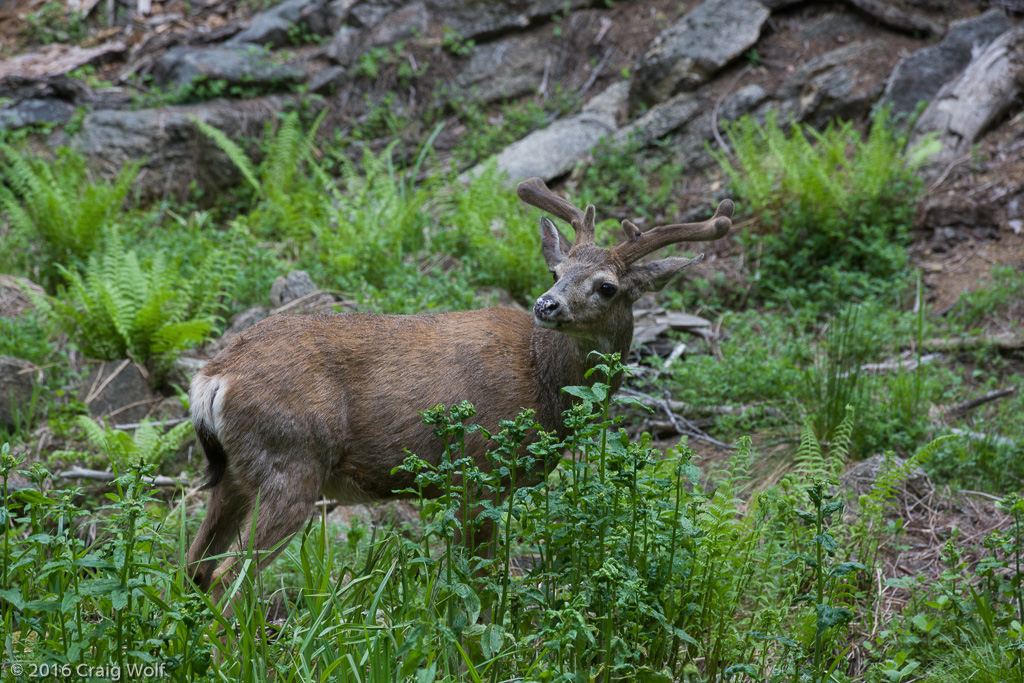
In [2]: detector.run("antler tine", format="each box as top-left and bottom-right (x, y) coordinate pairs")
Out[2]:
(612, 199), (734, 264)
(516, 177), (596, 246)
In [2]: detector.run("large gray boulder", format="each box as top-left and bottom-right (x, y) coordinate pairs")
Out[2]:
(151, 46), (305, 91)
(630, 0), (769, 109)
(882, 9), (1012, 119)
(74, 96), (302, 201)
(473, 81), (627, 184)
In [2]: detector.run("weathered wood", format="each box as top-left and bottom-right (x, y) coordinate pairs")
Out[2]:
(59, 467), (188, 487)
(945, 387), (1017, 419)
(910, 24), (1024, 162)
(921, 332), (1024, 353)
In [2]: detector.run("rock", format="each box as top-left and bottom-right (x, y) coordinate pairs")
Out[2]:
(452, 33), (552, 104)
(349, 0), (402, 29)
(0, 97), (75, 130)
(151, 46), (305, 91)
(325, 504), (375, 543)
(428, 0), (594, 41)
(329, 3), (430, 66)
(224, 306), (271, 335)
(796, 9), (870, 45)
(79, 360), (161, 424)
(630, 0), (769, 109)
(326, 25), (363, 65)
(74, 96), (304, 201)
(841, 453), (932, 503)
(270, 271), (318, 308)
(228, 0), (333, 48)
(909, 24), (1024, 165)
(614, 91), (701, 146)
(0, 356), (40, 430)
(308, 65), (347, 94)
(672, 84), (768, 170)
(152, 396), (188, 422)
(616, 83), (766, 167)
(0, 274), (45, 318)
(365, 2), (429, 47)
(165, 356), (208, 390)
(882, 9), (1012, 120)
(775, 41), (890, 128)
(326, 0), (359, 29)
(473, 81), (627, 184)
(202, 306), (271, 356)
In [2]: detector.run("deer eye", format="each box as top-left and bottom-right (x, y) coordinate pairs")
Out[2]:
(598, 282), (618, 298)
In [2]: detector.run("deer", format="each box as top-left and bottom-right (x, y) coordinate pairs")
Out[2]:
(187, 177), (734, 598)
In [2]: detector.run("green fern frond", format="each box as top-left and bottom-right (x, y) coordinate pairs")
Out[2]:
(191, 116), (261, 194)
(795, 418), (824, 480)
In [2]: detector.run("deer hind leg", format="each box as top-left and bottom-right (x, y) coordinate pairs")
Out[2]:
(187, 476), (249, 592)
(205, 460), (325, 602)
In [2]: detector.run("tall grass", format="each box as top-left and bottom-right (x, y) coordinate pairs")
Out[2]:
(3, 359), (1005, 682)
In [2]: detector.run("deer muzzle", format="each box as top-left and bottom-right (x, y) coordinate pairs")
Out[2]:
(533, 294), (570, 328)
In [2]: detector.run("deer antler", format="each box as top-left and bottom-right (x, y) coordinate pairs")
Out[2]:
(516, 177), (597, 247)
(612, 200), (734, 264)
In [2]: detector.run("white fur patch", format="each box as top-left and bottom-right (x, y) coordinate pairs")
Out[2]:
(189, 373), (228, 435)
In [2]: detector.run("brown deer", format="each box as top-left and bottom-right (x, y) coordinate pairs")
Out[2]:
(187, 177), (734, 597)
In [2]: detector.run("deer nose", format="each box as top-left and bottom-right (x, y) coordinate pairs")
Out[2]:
(534, 296), (560, 319)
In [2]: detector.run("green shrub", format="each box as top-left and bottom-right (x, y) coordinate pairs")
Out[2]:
(713, 107), (939, 308)
(576, 133), (684, 223)
(21, 1), (87, 44)
(40, 231), (235, 367)
(0, 145), (140, 289)
(436, 163), (549, 299)
(193, 110), (331, 248)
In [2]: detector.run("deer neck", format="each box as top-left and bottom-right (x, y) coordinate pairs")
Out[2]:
(530, 307), (634, 429)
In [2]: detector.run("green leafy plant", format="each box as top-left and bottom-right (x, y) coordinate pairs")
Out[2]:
(55, 415), (194, 471)
(39, 231), (234, 368)
(0, 145), (140, 289)
(713, 107), (940, 307)
(21, 1), (87, 44)
(193, 110), (330, 249)
(575, 132), (684, 223)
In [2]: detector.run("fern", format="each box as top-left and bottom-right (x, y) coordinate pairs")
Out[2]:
(190, 116), (261, 194)
(56, 414), (194, 470)
(0, 145), (139, 289)
(193, 110), (330, 247)
(47, 231), (233, 369)
(711, 106), (935, 306)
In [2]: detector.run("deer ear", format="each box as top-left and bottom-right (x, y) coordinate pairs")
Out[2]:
(540, 217), (572, 269)
(634, 255), (704, 292)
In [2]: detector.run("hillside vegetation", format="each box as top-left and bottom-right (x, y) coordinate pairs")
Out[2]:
(1, 0), (1022, 681)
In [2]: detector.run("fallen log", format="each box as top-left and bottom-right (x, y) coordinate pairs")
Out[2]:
(921, 332), (1024, 353)
(59, 467), (188, 487)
